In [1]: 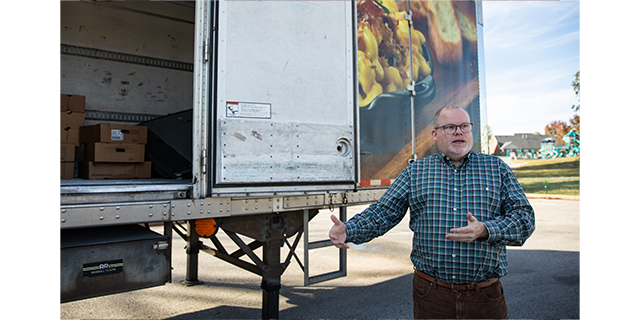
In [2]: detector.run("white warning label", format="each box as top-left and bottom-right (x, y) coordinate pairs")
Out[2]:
(226, 102), (271, 119)
(111, 129), (124, 141)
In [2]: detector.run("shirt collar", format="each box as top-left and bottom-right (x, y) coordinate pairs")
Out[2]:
(437, 150), (474, 168)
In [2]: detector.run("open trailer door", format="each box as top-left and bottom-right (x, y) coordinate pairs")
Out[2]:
(209, 0), (358, 195)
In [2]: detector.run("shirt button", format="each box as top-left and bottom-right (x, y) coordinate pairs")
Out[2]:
(453, 208), (457, 211)
(454, 188), (458, 191)
(452, 276), (456, 279)
(452, 254), (457, 258)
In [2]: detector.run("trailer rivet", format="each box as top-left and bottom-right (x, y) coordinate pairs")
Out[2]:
(116, 206), (121, 210)
(187, 211), (191, 215)
(149, 213), (153, 217)
(100, 207), (105, 211)
(149, 204), (154, 208)
(200, 201), (204, 206)
(61, 218), (66, 223)
(200, 210), (204, 214)
(187, 203), (192, 207)
(255, 206), (258, 210)
(61, 209), (67, 213)
(220, 209), (223, 212)
(226, 208), (230, 212)
(245, 206), (249, 210)
(99, 216), (104, 220)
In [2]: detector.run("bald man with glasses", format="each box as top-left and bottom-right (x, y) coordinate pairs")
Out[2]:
(330, 105), (535, 319)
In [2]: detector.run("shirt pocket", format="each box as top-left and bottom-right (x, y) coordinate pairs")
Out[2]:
(466, 184), (501, 220)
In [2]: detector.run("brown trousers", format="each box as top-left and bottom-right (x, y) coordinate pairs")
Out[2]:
(413, 272), (509, 319)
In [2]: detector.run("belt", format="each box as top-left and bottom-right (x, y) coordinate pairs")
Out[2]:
(414, 269), (498, 291)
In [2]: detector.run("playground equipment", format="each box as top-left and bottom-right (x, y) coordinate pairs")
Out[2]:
(540, 131), (579, 159)
(564, 131), (580, 157)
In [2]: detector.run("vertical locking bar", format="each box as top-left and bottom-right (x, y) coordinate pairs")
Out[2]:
(404, 6), (417, 164)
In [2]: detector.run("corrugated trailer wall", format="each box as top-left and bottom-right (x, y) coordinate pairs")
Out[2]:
(60, 1), (195, 121)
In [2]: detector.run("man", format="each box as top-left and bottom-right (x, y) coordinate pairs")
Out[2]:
(329, 105), (535, 319)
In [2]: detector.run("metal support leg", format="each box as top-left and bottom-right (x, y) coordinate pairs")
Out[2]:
(183, 220), (203, 286)
(303, 209), (310, 285)
(164, 221), (173, 284)
(338, 206), (347, 276)
(261, 240), (283, 320)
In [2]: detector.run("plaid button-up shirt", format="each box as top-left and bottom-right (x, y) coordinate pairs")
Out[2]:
(345, 150), (535, 284)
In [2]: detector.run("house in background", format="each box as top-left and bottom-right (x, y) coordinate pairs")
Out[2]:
(489, 133), (564, 159)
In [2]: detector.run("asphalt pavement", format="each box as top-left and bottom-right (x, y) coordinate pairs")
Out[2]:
(60, 198), (579, 319)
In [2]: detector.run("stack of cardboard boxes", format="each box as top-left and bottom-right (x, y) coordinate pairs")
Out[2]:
(80, 123), (151, 179)
(60, 94), (86, 179)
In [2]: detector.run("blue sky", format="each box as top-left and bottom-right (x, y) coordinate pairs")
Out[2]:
(482, 0), (580, 136)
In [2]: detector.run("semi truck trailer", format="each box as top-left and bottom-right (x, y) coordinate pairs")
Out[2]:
(60, 0), (488, 318)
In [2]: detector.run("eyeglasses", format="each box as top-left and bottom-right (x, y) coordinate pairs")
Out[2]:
(435, 123), (473, 134)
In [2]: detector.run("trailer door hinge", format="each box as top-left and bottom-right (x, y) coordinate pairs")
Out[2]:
(203, 39), (210, 62)
(201, 149), (207, 174)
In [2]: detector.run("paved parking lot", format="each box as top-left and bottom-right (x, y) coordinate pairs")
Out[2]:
(60, 198), (579, 319)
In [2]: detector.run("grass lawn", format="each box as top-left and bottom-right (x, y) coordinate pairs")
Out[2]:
(511, 157), (580, 196)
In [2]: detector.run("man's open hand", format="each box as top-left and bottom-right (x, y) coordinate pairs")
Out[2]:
(329, 214), (349, 249)
(445, 212), (489, 243)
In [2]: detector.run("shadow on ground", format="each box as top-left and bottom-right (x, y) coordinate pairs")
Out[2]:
(166, 249), (579, 319)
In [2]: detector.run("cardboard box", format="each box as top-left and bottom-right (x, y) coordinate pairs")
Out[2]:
(61, 162), (75, 179)
(61, 143), (75, 162)
(81, 161), (152, 180)
(61, 111), (85, 130)
(60, 94), (86, 113)
(85, 143), (145, 163)
(61, 127), (80, 147)
(80, 123), (148, 144)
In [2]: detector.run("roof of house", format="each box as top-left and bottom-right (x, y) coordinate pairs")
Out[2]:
(493, 133), (560, 150)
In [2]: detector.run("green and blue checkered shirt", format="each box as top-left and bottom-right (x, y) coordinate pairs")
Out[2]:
(345, 150), (535, 284)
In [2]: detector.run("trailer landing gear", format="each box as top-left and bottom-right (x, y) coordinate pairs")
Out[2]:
(173, 209), (326, 319)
